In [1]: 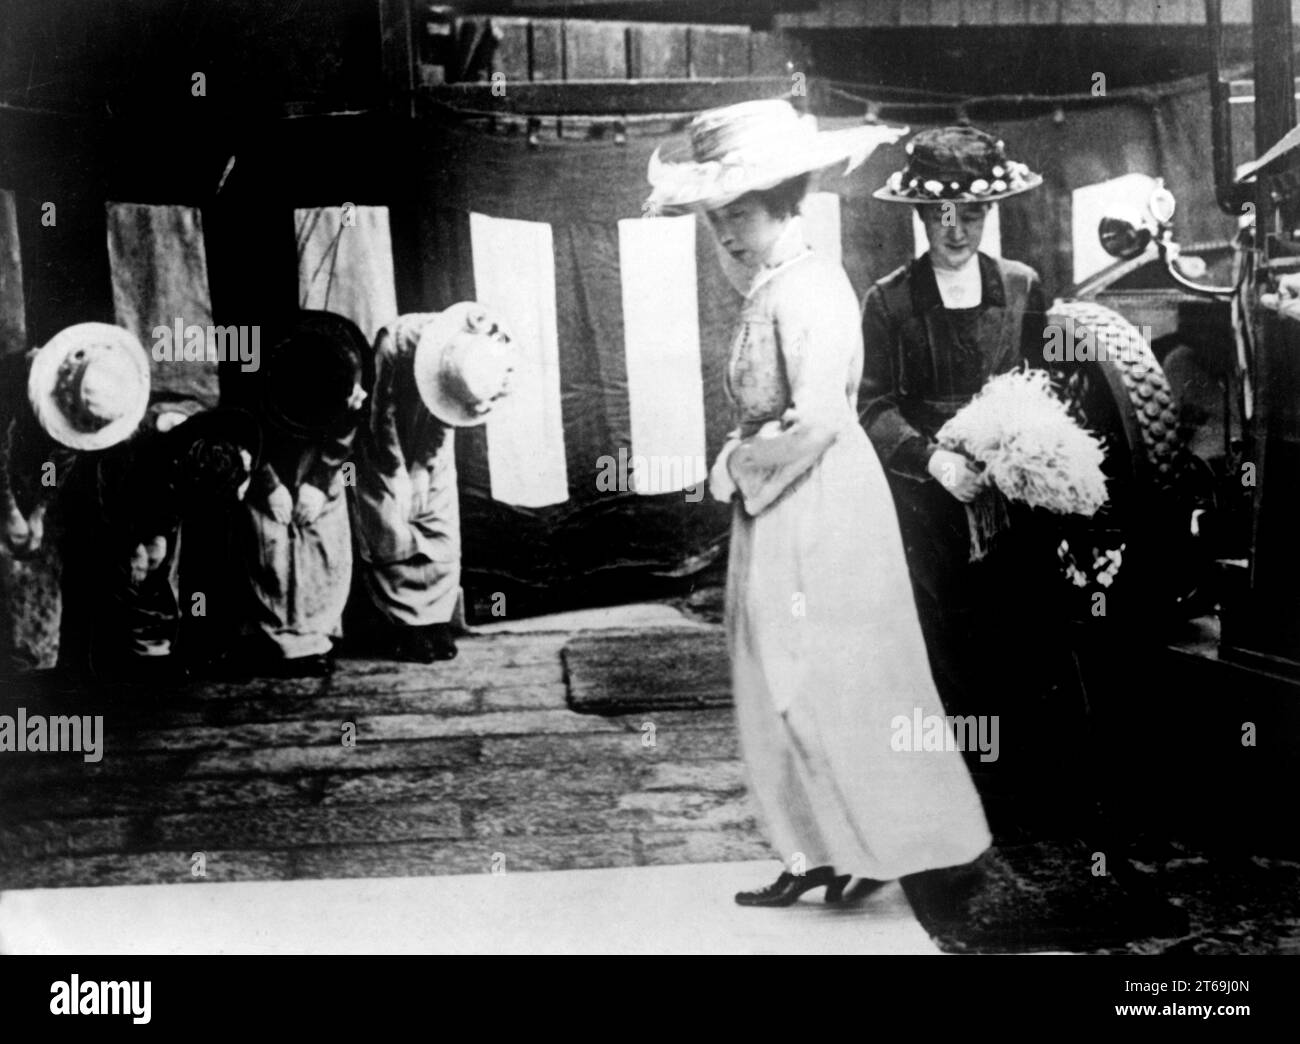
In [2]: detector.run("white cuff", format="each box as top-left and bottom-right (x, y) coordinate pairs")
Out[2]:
(708, 440), (740, 503)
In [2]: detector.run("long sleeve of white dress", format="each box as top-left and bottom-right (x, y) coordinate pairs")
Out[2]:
(717, 256), (864, 517)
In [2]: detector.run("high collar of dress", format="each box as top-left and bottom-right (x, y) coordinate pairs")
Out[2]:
(913, 252), (1005, 313)
(932, 254), (982, 308)
(737, 218), (812, 299)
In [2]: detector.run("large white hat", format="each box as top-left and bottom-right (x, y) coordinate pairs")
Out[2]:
(643, 99), (908, 215)
(27, 322), (150, 450)
(414, 302), (518, 427)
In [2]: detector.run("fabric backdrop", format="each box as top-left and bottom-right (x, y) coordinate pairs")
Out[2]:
(0, 78), (1243, 617)
(402, 89), (1236, 613)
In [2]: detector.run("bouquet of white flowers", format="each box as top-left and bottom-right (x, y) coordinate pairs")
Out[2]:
(936, 368), (1109, 560)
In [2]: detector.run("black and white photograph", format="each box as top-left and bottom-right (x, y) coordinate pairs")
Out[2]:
(0, 0), (1297, 980)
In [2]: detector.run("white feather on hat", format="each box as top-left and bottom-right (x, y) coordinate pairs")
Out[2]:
(644, 100), (908, 215)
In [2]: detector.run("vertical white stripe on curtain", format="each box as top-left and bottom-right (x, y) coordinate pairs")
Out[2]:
(911, 204), (1002, 259)
(469, 211), (570, 508)
(617, 215), (707, 495)
(295, 205), (398, 345)
(802, 191), (843, 266)
(106, 202), (218, 408)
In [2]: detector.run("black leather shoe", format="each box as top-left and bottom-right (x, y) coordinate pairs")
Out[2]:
(275, 653), (335, 678)
(389, 628), (434, 664)
(389, 625), (457, 664)
(425, 623), (458, 661)
(734, 866), (851, 907)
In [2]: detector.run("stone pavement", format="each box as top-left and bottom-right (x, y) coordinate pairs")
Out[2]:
(0, 610), (766, 889)
(4, 603), (1299, 954)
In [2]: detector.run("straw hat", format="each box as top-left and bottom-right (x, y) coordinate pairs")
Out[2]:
(874, 125), (1042, 204)
(27, 322), (150, 451)
(415, 302), (517, 428)
(644, 99), (908, 215)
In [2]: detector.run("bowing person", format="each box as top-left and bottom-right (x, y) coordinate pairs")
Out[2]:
(1, 322), (150, 679)
(349, 304), (516, 663)
(242, 311), (370, 677)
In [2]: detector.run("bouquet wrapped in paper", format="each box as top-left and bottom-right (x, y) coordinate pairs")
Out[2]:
(936, 368), (1109, 560)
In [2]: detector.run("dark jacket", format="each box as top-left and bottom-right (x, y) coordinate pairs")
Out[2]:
(859, 251), (1049, 483)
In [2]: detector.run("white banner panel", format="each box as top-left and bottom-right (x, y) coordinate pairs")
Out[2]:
(295, 205), (399, 345)
(618, 215), (707, 495)
(469, 211), (570, 508)
(107, 202), (218, 409)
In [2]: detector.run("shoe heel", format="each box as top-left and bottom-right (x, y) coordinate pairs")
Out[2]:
(824, 874), (851, 904)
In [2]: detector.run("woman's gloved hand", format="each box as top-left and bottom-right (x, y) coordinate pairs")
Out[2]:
(265, 484), (294, 525)
(928, 448), (983, 503)
(389, 464), (414, 521)
(129, 543), (150, 585)
(145, 534), (168, 571)
(708, 441), (740, 503)
(293, 484), (327, 526)
(727, 421), (783, 505)
(407, 465), (431, 519)
(5, 504), (47, 557)
(4, 505), (30, 552)
(26, 505), (46, 554)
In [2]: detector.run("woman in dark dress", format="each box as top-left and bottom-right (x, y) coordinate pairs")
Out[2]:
(858, 127), (1074, 786)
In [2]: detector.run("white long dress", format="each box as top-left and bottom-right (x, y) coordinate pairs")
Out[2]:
(718, 229), (991, 880)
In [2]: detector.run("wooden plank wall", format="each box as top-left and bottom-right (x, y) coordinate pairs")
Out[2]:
(440, 17), (804, 84)
(777, 0), (1273, 28)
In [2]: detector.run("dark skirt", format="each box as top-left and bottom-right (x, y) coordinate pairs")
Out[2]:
(889, 477), (1086, 780)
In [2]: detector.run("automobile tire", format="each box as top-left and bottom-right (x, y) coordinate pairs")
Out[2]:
(1048, 298), (1184, 489)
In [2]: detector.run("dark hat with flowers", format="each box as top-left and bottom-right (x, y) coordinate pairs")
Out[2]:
(874, 125), (1042, 204)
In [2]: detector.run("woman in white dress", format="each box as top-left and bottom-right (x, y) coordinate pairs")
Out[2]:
(645, 101), (992, 906)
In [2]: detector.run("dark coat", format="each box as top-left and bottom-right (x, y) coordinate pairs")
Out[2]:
(859, 252), (1049, 605)
(857, 251), (1068, 744)
(859, 251), (1049, 484)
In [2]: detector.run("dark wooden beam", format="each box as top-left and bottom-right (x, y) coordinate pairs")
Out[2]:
(379, 0), (417, 118)
(777, 0), (1294, 27)
(419, 76), (794, 115)
(451, 0), (796, 26)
